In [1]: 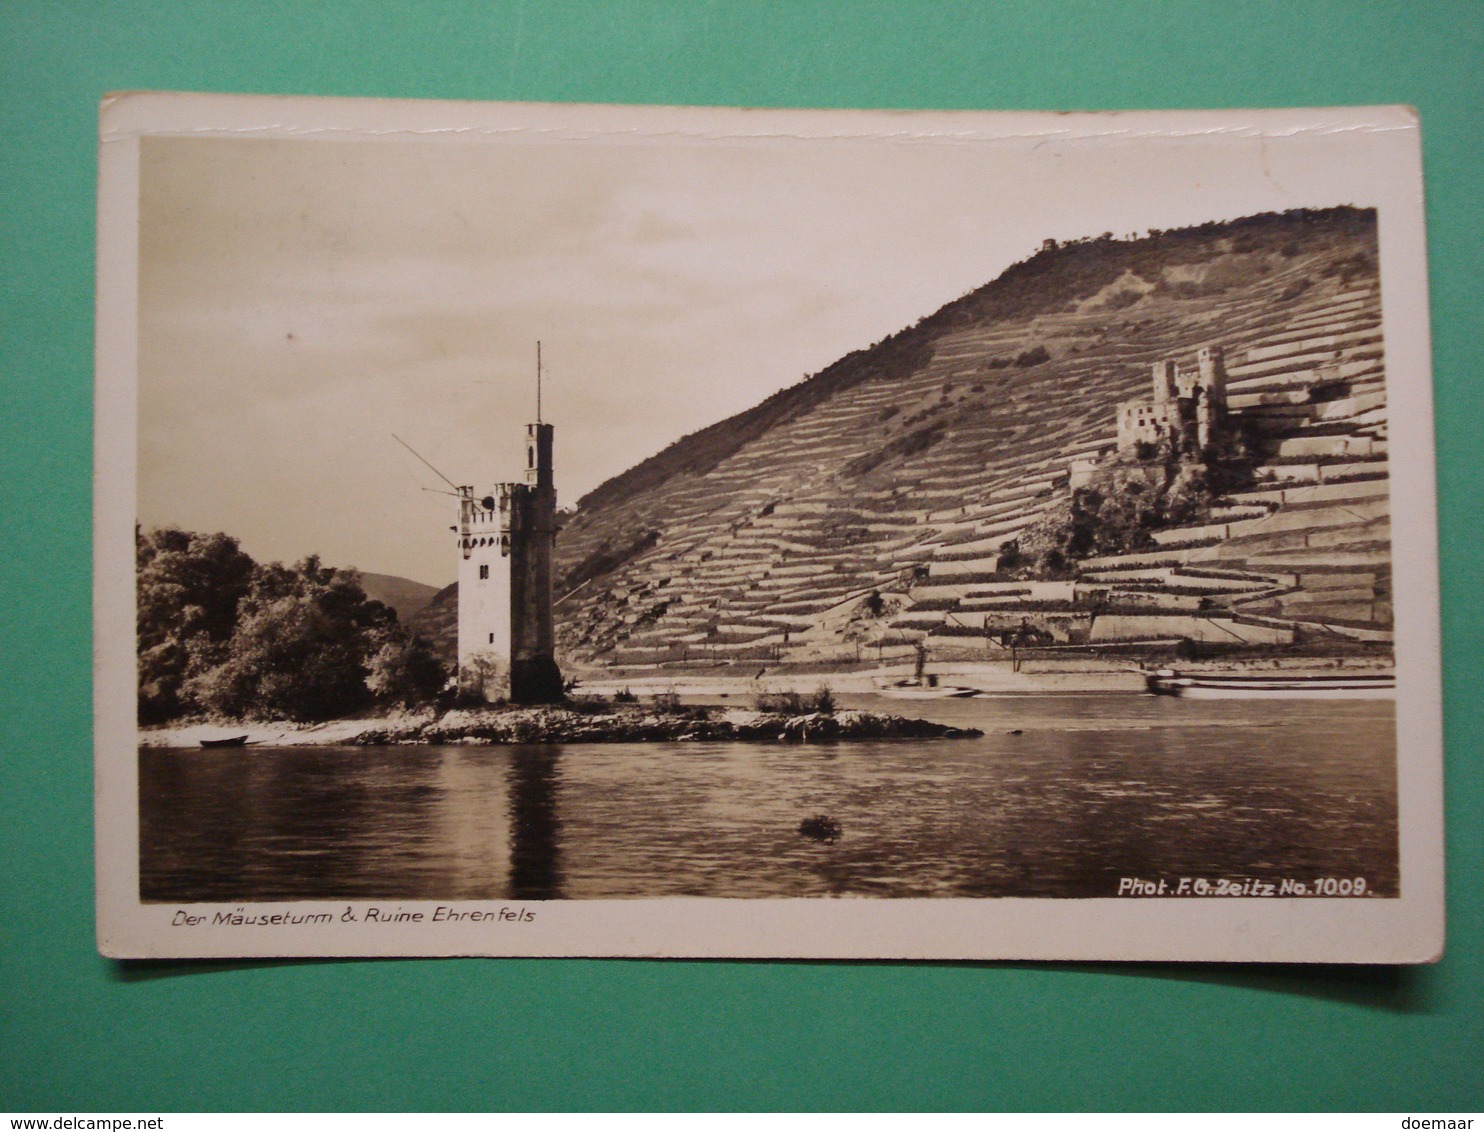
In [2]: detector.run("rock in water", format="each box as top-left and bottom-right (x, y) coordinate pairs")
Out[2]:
(798, 815), (842, 843)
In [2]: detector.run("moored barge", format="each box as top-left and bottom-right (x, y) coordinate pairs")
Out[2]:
(1144, 669), (1395, 699)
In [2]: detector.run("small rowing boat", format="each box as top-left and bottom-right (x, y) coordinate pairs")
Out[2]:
(1144, 669), (1395, 700)
(199, 734), (251, 748)
(874, 679), (982, 699)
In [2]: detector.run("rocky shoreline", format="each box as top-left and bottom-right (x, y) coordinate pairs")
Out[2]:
(351, 705), (982, 746)
(138, 703), (982, 749)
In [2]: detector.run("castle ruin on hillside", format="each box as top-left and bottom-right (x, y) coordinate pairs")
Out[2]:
(1116, 345), (1229, 455)
(456, 418), (563, 704)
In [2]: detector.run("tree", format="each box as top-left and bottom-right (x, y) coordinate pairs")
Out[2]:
(186, 557), (399, 722)
(457, 649), (509, 704)
(1163, 463), (1212, 527)
(366, 631), (448, 706)
(1014, 457), (1209, 576)
(138, 530), (449, 722)
(136, 527), (255, 723)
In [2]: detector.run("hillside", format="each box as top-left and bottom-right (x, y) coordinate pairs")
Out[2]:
(357, 572), (441, 623)
(406, 582), (458, 666)
(546, 207), (1392, 672)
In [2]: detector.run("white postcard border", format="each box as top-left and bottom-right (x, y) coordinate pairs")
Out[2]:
(95, 94), (1444, 962)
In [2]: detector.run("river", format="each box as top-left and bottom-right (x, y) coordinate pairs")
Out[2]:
(139, 693), (1398, 902)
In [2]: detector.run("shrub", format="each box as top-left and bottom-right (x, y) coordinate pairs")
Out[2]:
(910, 597), (962, 611)
(996, 540), (1027, 573)
(753, 686), (833, 715)
(754, 689), (805, 713)
(563, 695), (615, 715)
(365, 632), (448, 707)
(1098, 288), (1145, 311)
(650, 690), (683, 714)
(1278, 277), (1311, 301)
(453, 649), (506, 707)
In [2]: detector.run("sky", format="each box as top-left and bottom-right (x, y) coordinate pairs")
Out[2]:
(135, 108), (1381, 586)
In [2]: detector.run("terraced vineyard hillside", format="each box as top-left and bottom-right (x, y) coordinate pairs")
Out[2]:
(551, 207), (1392, 671)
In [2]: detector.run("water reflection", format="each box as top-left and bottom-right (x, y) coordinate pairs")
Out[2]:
(507, 747), (563, 900)
(139, 695), (1399, 903)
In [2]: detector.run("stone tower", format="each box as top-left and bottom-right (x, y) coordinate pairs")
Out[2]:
(1151, 359), (1178, 406)
(456, 418), (563, 704)
(1195, 345), (1228, 450)
(510, 422), (563, 703)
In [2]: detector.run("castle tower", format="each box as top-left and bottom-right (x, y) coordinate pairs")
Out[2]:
(456, 484), (512, 698)
(1195, 345), (1228, 450)
(1151, 359), (1178, 406)
(1197, 345), (1228, 406)
(455, 419), (563, 704)
(1175, 366), (1200, 402)
(509, 422), (563, 703)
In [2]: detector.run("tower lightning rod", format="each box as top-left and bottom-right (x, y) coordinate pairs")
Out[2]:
(392, 433), (460, 491)
(536, 339), (543, 424)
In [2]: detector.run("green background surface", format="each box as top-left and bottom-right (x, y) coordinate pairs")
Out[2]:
(2, 1), (1480, 1112)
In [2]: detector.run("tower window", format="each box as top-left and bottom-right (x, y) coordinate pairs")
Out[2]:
(479, 564), (489, 580)
(489, 633), (495, 644)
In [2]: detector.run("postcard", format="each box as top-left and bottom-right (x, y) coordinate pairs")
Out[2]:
(96, 93), (1443, 961)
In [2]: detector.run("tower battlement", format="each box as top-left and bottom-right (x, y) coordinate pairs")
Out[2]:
(458, 485), (512, 558)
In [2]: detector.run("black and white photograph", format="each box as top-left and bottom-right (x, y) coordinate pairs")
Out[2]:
(94, 95), (1443, 961)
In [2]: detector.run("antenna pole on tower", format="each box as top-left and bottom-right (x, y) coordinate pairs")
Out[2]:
(536, 340), (542, 424)
(392, 432), (460, 492)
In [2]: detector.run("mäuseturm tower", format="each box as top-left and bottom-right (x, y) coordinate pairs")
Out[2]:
(455, 386), (563, 704)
